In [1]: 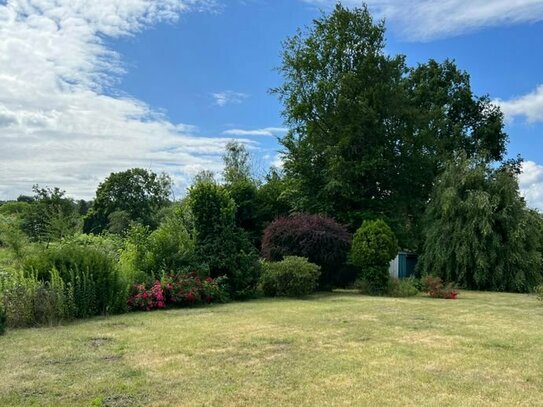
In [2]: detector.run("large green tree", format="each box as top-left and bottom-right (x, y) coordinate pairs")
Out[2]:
(83, 168), (172, 234)
(273, 4), (507, 247)
(418, 156), (542, 293)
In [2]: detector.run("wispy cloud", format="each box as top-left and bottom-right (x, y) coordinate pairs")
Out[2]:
(222, 127), (287, 137)
(0, 0), (263, 200)
(496, 85), (543, 124)
(211, 90), (249, 107)
(520, 160), (543, 210)
(301, 0), (543, 40)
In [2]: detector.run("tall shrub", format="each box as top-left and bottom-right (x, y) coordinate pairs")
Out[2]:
(188, 181), (260, 298)
(22, 242), (126, 315)
(350, 219), (398, 294)
(261, 213), (352, 288)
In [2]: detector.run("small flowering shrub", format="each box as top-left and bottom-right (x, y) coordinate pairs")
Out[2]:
(422, 275), (458, 299)
(128, 281), (165, 311)
(128, 273), (229, 311)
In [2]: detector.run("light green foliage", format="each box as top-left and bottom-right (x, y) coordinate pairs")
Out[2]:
(119, 211), (197, 281)
(272, 4), (507, 247)
(535, 284), (543, 302)
(223, 140), (251, 185)
(419, 157), (543, 292)
(22, 242), (126, 317)
(188, 180), (260, 298)
(351, 220), (398, 268)
(350, 219), (398, 295)
(260, 256), (321, 297)
(0, 215), (28, 261)
(387, 277), (419, 297)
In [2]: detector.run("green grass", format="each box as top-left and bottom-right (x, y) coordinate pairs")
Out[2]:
(1, 291), (543, 406)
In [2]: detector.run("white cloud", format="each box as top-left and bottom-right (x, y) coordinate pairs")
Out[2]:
(271, 153), (284, 169)
(211, 90), (248, 107)
(520, 160), (543, 210)
(302, 0), (543, 40)
(0, 0), (262, 200)
(222, 127), (287, 137)
(496, 85), (543, 124)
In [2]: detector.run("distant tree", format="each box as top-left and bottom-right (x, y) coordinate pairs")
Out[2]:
(16, 195), (34, 203)
(272, 4), (507, 248)
(222, 141), (261, 246)
(418, 156), (542, 292)
(223, 140), (251, 184)
(20, 185), (80, 242)
(83, 168), (172, 234)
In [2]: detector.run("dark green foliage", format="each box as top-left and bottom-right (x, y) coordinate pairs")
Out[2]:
(255, 169), (291, 235)
(188, 180), (260, 298)
(83, 168), (172, 234)
(272, 4), (507, 248)
(260, 257), (320, 297)
(418, 157), (543, 293)
(261, 213), (352, 288)
(350, 219), (398, 295)
(0, 303), (5, 335)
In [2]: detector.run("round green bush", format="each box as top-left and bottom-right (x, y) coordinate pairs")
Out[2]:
(350, 219), (398, 295)
(260, 256), (321, 298)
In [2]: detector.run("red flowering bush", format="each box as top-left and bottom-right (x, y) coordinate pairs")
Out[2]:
(422, 275), (458, 299)
(128, 281), (165, 311)
(128, 273), (229, 311)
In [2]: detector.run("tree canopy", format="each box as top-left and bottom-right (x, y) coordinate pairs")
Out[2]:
(83, 168), (172, 234)
(273, 4), (507, 248)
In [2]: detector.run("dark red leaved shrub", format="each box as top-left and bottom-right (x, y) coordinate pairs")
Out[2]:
(261, 213), (352, 288)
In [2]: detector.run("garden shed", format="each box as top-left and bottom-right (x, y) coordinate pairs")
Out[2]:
(389, 252), (418, 279)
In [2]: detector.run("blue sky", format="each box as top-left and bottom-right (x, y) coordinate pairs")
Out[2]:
(1, 0), (543, 207)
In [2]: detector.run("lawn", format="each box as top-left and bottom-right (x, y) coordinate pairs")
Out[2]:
(1, 291), (542, 406)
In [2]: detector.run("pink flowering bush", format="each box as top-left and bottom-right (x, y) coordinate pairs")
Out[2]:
(127, 281), (165, 311)
(128, 273), (229, 311)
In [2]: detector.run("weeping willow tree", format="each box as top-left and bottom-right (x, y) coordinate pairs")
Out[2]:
(419, 156), (543, 292)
